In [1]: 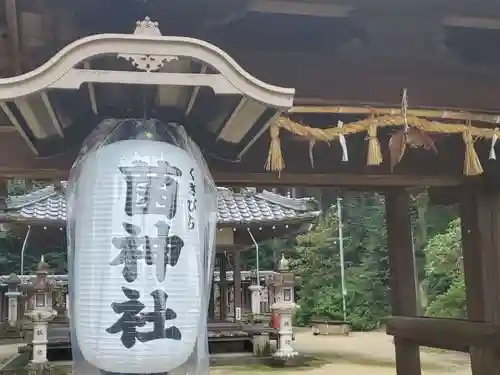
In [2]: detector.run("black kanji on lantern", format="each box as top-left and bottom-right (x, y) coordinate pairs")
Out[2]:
(188, 182), (196, 196)
(187, 216), (195, 230)
(137, 289), (181, 343)
(107, 287), (181, 349)
(120, 160), (182, 218)
(187, 167), (197, 230)
(110, 223), (146, 283)
(106, 287), (146, 349)
(188, 199), (197, 212)
(148, 221), (184, 282)
(111, 222), (184, 283)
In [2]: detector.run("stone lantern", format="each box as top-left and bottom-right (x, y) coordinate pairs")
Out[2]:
(271, 253), (298, 359)
(248, 268), (263, 320)
(23, 257), (55, 312)
(5, 273), (21, 327)
(23, 256), (57, 375)
(1, 273), (22, 338)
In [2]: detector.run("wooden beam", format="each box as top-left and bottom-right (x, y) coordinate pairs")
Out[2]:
(0, 102), (39, 155)
(386, 316), (500, 353)
(5, 0), (21, 75)
(233, 52), (500, 111)
(385, 190), (421, 375)
(290, 105), (500, 125)
(444, 15), (500, 30)
(83, 62), (98, 115)
(461, 193), (489, 374)
(213, 172), (471, 188)
(185, 65), (206, 116)
(0, 130), (477, 187)
(0, 130), (72, 178)
(248, 0), (352, 17)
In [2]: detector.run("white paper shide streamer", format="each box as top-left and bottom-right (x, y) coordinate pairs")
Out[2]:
(490, 130), (498, 160)
(68, 119), (217, 375)
(338, 121), (349, 162)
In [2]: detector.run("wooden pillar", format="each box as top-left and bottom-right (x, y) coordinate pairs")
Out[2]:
(208, 283), (215, 320)
(219, 252), (228, 321)
(0, 180), (8, 233)
(460, 188), (500, 375)
(385, 189), (421, 375)
(233, 250), (242, 322)
(0, 179), (7, 210)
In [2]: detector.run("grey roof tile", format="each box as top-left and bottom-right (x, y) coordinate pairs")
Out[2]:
(4, 186), (320, 226)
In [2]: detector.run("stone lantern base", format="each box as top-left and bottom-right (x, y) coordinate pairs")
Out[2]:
(271, 303), (298, 360)
(25, 361), (53, 375)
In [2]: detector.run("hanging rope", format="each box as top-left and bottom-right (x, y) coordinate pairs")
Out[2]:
(265, 108), (500, 175)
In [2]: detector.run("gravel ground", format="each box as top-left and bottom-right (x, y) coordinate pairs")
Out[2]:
(214, 330), (472, 375)
(0, 331), (471, 374)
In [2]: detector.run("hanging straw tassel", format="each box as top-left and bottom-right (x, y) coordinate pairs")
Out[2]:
(462, 130), (483, 176)
(489, 129), (498, 160)
(265, 123), (284, 173)
(367, 123), (382, 165)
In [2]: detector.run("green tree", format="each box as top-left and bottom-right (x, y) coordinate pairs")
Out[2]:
(293, 194), (392, 331)
(423, 218), (466, 318)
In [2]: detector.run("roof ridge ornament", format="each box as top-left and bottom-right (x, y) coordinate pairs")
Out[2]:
(118, 17), (179, 72)
(134, 17), (161, 37)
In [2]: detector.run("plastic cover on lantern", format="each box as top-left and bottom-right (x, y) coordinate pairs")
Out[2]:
(66, 119), (217, 375)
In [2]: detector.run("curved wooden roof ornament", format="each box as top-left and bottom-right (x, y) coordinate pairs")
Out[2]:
(0, 17), (295, 158)
(0, 17), (294, 106)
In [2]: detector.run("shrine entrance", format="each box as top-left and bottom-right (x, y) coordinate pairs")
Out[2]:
(0, 2), (500, 375)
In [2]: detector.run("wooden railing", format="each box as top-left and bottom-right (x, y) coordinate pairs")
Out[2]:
(386, 316), (500, 353)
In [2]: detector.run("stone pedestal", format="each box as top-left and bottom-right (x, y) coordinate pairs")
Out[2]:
(249, 284), (263, 319)
(252, 333), (270, 357)
(25, 360), (53, 375)
(271, 304), (298, 359)
(26, 308), (57, 364)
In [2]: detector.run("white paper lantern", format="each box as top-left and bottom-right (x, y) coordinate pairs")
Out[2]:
(72, 139), (205, 373)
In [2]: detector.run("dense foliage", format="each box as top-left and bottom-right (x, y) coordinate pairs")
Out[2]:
(292, 194), (391, 330)
(288, 191), (464, 330)
(423, 219), (466, 318)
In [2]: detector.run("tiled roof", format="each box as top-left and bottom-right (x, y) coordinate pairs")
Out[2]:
(3, 186), (320, 226)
